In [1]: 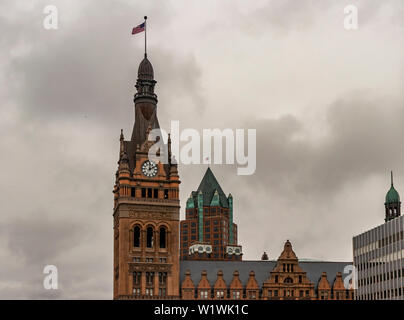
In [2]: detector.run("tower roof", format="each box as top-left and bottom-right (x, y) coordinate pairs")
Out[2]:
(278, 240), (298, 261)
(385, 171), (400, 204)
(131, 53), (160, 145)
(193, 167), (229, 208)
(386, 186), (400, 204)
(137, 54), (154, 80)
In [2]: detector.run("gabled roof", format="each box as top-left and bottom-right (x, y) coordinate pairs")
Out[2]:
(246, 271), (259, 289)
(180, 260), (352, 288)
(213, 270), (227, 289)
(317, 272), (331, 290)
(229, 271), (243, 289)
(278, 240), (298, 261)
(197, 270), (211, 289)
(191, 168), (229, 208)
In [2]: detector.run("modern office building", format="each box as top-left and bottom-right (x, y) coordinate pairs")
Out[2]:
(353, 173), (404, 300)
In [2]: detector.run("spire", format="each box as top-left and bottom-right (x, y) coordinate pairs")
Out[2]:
(119, 129), (124, 156)
(131, 46), (159, 145)
(385, 172), (400, 204)
(385, 171), (401, 222)
(144, 16), (147, 57)
(167, 133), (172, 165)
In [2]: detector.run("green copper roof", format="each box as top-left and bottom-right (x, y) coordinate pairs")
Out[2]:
(385, 171), (400, 204)
(210, 190), (221, 206)
(186, 196), (195, 209)
(191, 167), (229, 208)
(386, 185), (400, 204)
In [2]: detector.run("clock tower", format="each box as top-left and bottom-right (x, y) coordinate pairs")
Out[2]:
(113, 53), (180, 299)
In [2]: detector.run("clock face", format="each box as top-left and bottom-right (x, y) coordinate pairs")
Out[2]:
(141, 160), (158, 177)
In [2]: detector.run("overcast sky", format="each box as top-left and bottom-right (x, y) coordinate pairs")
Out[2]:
(1, 0), (404, 299)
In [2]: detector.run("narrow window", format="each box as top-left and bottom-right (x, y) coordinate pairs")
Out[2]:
(159, 272), (167, 285)
(147, 188), (152, 198)
(159, 227), (167, 248)
(154, 188), (158, 198)
(133, 272), (141, 285)
(131, 187), (136, 197)
(147, 227), (154, 248)
(133, 226), (141, 247)
(164, 189), (169, 199)
(141, 188), (146, 198)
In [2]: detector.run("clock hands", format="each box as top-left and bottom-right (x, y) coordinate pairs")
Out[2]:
(142, 160), (157, 177)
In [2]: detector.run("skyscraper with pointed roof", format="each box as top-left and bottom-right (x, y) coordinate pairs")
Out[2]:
(180, 167), (242, 261)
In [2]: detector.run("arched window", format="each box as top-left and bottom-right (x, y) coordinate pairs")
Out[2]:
(147, 226), (154, 248)
(284, 277), (293, 284)
(159, 227), (167, 248)
(133, 226), (141, 247)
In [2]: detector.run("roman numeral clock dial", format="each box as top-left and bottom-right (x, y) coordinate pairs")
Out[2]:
(141, 160), (158, 177)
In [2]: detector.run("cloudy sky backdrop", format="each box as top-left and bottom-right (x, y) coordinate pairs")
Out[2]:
(1, 0), (404, 298)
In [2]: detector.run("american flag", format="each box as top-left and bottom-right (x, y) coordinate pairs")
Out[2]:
(132, 22), (145, 35)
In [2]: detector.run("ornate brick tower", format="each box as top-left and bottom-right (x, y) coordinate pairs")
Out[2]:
(113, 54), (180, 299)
(180, 168), (242, 261)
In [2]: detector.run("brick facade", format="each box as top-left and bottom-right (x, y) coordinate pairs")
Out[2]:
(180, 241), (354, 300)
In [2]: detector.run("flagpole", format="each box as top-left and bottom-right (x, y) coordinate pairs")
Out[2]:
(144, 16), (147, 57)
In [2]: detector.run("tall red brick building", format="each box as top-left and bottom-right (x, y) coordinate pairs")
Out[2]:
(112, 53), (354, 300)
(180, 168), (242, 261)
